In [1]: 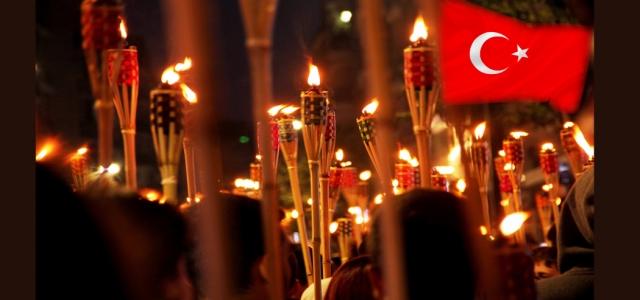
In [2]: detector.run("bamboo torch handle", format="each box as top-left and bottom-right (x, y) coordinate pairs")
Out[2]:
(320, 176), (332, 278)
(184, 137), (197, 201)
(122, 129), (137, 189)
(308, 161), (322, 300)
(287, 165), (314, 285)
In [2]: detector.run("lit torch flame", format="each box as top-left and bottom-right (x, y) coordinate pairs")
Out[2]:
(474, 122), (486, 140)
(77, 147), (88, 155)
(235, 178), (244, 188)
(542, 184), (552, 192)
(510, 131), (529, 139)
(362, 99), (379, 115)
(399, 149), (412, 162)
(504, 163), (515, 171)
(456, 179), (466, 193)
(36, 142), (55, 161)
(330, 222), (338, 234)
(180, 83), (197, 103)
(359, 171), (372, 181)
(161, 67), (180, 85)
(480, 226), (488, 236)
(573, 129), (594, 158)
(498, 150), (506, 157)
(291, 210), (299, 219)
(175, 57), (192, 72)
(335, 149), (344, 162)
(308, 64), (320, 86)
(541, 143), (555, 151)
(268, 105), (286, 116)
(281, 106), (300, 115)
(374, 194), (383, 204)
(410, 16), (428, 42)
(256, 155), (262, 161)
(500, 212), (530, 236)
(563, 122), (575, 129)
(119, 18), (127, 39)
(409, 157), (419, 167)
(435, 166), (455, 175)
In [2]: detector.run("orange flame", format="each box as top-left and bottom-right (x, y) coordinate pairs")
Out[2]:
(410, 16), (428, 42)
(510, 131), (529, 139)
(573, 129), (594, 158)
(498, 150), (506, 157)
(36, 142), (55, 161)
(409, 157), (419, 167)
(374, 194), (383, 204)
(456, 179), (466, 193)
(563, 122), (575, 129)
(308, 64), (320, 86)
(362, 99), (379, 115)
(542, 184), (552, 192)
(359, 171), (372, 181)
(119, 18), (127, 39)
(161, 67), (179, 85)
(500, 212), (530, 236)
(175, 57), (192, 72)
(474, 122), (486, 140)
(541, 143), (555, 151)
(504, 163), (515, 171)
(180, 83), (197, 103)
(256, 154), (262, 161)
(77, 147), (88, 155)
(330, 222), (338, 234)
(434, 166), (454, 175)
(281, 106), (300, 115)
(335, 149), (344, 161)
(399, 149), (412, 162)
(268, 105), (286, 116)
(480, 226), (488, 235)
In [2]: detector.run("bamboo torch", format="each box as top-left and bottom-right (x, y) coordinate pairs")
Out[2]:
(539, 143), (561, 231)
(495, 151), (514, 216)
(502, 132), (528, 245)
(536, 185), (554, 245)
(80, 0), (124, 170)
(357, 99), (386, 181)
(70, 147), (89, 192)
(431, 166), (451, 191)
(341, 164), (362, 247)
(181, 65), (198, 203)
(329, 149), (345, 214)
(107, 19), (139, 189)
(471, 122), (492, 232)
(337, 217), (352, 264)
(404, 16), (438, 188)
(150, 64), (188, 205)
(300, 63), (328, 291)
(560, 122), (589, 179)
(395, 149), (416, 194)
(277, 107), (313, 284)
(320, 110), (337, 277)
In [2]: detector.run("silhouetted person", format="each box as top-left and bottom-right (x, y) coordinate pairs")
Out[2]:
(324, 255), (375, 300)
(536, 165), (594, 300)
(37, 163), (128, 299)
(367, 189), (476, 299)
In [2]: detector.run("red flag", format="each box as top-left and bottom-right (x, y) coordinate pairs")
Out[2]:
(438, 1), (592, 114)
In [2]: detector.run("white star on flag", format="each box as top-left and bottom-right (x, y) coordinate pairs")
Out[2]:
(512, 45), (529, 62)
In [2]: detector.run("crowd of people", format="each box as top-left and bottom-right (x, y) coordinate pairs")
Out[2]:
(37, 162), (593, 300)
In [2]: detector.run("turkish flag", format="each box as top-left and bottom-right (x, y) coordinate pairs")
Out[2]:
(439, 1), (592, 114)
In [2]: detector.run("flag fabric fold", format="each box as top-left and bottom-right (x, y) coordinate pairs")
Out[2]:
(438, 0), (592, 114)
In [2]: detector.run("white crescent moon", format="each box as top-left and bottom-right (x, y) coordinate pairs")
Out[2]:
(470, 32), (509, 74)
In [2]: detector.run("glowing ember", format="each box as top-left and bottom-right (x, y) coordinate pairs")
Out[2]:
(291, 209), (299, 219)
(145, 191), (160, 201)
(500, 212), (529, 236)
(374, 194), (383, 204)
(510, 131), (529, 139)
(541, 143), (555, 151)
(556, 198), (561, 206)
(180, 83), (197, 103)
(268, 105), (286, 116)
(335, 149), (344, 161)
(360, 171), (372, 181)
(362, 99), (379, 115)
(330, 222), (338, 233)
(399, 149), (412, 162)
(542, 184), (552, 192)
(480, 226), (488, 235)
(498, 150), (506, 157)
(503, 163), (515, 171)
(410, 16), (428, 42)
(256, 155), (262, 161)
(456, 179), (466, 193)
(77, 147), (88, 155)
(292, 120), (303, 130)
(161, 67), (180, 85)
(119, 18), (127, 39)
(474, 122), (486, 140)
(307, 64), (320, 86)
(174, 57), (192, 72)
(409, 158), (419, 167)
(435, 166), (455, 175)
(392, 179), (399, 187)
